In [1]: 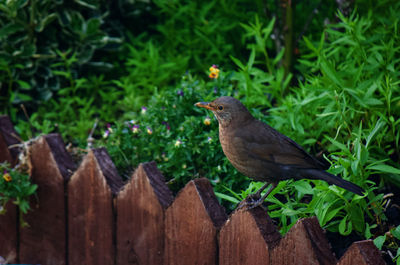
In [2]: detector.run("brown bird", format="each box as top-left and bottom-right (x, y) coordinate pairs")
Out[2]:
(195, 96), (364, 209)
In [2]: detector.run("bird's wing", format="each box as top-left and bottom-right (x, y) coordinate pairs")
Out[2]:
(234, 120), (325, 169)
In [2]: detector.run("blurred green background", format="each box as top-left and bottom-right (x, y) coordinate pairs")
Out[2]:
(1, 0), (400, 262)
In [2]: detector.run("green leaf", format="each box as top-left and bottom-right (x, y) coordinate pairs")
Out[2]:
(323, 206), (344, 226)
(35, 13), (57, 32)
(320, 59), (342, 87)
(364, 223), (375, 239)
(396, 248), (400, 262)
(0, 23), (24, 38)
(262, 16), (275, 38)
(338, 216), (352, 235)
(18, 200), (30, 214)
(293, 180), (313, 195)
(373, 235), (386, 250)
(214, 192), (240, 204)
(338, 216), (347, 234)
(16, 80), (31, 90)
(364, 98), (383, 106)
(366, 118), (385, 148)
(350, 205), (365, 233)
(26, 184), (37, 196)
(325, 136), (348, 152)
(230, 56), (245, 70)
(392, 225), (400, 240)
(247, 48), (255, 69)
(303, 36), (317, 54)
(14, 92), (32, 102)
(367, 164), (400, 175)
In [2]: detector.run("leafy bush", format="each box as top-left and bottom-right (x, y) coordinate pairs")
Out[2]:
(0, 0), (123, 121)
(2, 0), (400, 261)
(256, 2), (400, 243)
(0, 162), (37, 227)
(101, 71), (248, 197)
(103, 3), (400, 241)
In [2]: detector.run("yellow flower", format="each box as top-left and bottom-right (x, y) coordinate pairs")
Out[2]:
(209, 65), (220, 79)
(204, 117), (211, 126)
(131, 125), (140, 133)
(3, 173), (11, 182)
(175, 139), (182, 147)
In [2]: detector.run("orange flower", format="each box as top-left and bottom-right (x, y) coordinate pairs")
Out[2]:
(3, 173), (11, 182)
(203, 117), (211, 125)
(209, 65), (220, 79)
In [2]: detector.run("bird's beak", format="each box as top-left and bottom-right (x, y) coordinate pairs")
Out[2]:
(195, 102), (214, 110)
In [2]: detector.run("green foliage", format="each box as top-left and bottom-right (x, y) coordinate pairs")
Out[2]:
(230, 16), (292, 106)
(374, 224), (400, 264)
(113, 0), (268, 111)
(1, 0), (400, 258)
(101, 71), (248, 197)
(206, 3), (400, 241)
(113, 34), (191, 115)
(261, 4), (400, 238)
(153, 0), (250, 72)
(0, 0), (122, 120)
(15, 49), (122, 144)
(0, 163), (37, 227)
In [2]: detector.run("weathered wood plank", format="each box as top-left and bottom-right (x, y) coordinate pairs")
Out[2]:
(337, 240), (385, 265)
(19, 134), (75, 265)
(219, 207), (281, 265)
(271, 216), (337, 265)
(164, 178), (227, 265)
(0, 202), (17, 264)
(116, 162), (173, 265)
(0, 115), (20, 263)
(0, 115), (20, 166)
(68, 148), (123, 265)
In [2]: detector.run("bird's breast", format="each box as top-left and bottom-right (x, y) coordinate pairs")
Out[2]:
(219, 127), (256, 176)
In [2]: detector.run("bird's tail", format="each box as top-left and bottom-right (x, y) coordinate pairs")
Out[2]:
(302, 169), (364, 196)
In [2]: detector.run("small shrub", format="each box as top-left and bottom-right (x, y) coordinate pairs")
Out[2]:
(0, 162), (37, 227)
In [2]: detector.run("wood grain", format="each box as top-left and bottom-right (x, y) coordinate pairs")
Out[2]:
(337, 240), (385, 265)
(219, 207), (281, 265)
(116, 162), (173, 265)
(271, 216), (337, 265)
(20, 134), (75, 265)
(68, 148), (123, 265)
(164, 178), (227, 265)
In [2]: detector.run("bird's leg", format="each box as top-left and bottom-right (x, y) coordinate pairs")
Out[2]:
(237, 182), (277, 210)
(247, 182), (277, 209)
(247, 182), (270, 201)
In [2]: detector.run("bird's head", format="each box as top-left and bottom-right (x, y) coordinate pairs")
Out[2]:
(195, 96), (253, 128)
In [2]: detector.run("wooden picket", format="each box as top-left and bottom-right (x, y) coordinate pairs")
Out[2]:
(219, 206), (281, 265)
(68, 148), (123, 265)
(0, 116), (19, 166)
(0, 117), (386, 265)
(164, 178), (227, 265)
(116, 162), (173, 265)
(337, 240), (386, 265)
(20, 134), (75, 265)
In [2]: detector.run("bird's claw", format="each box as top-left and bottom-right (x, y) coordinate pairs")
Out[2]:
(237, 195), (265, 210)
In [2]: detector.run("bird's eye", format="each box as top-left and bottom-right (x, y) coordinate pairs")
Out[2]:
(217, 105), (224, 111)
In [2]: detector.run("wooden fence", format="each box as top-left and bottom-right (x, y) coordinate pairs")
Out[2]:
(0, 115), (386, 265)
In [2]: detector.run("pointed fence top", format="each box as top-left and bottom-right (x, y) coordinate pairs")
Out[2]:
(43, 134), (76, 180)
(139, 161), (174, 209)
(92, 148), (124, 194)
(190, 178), (227, 228)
